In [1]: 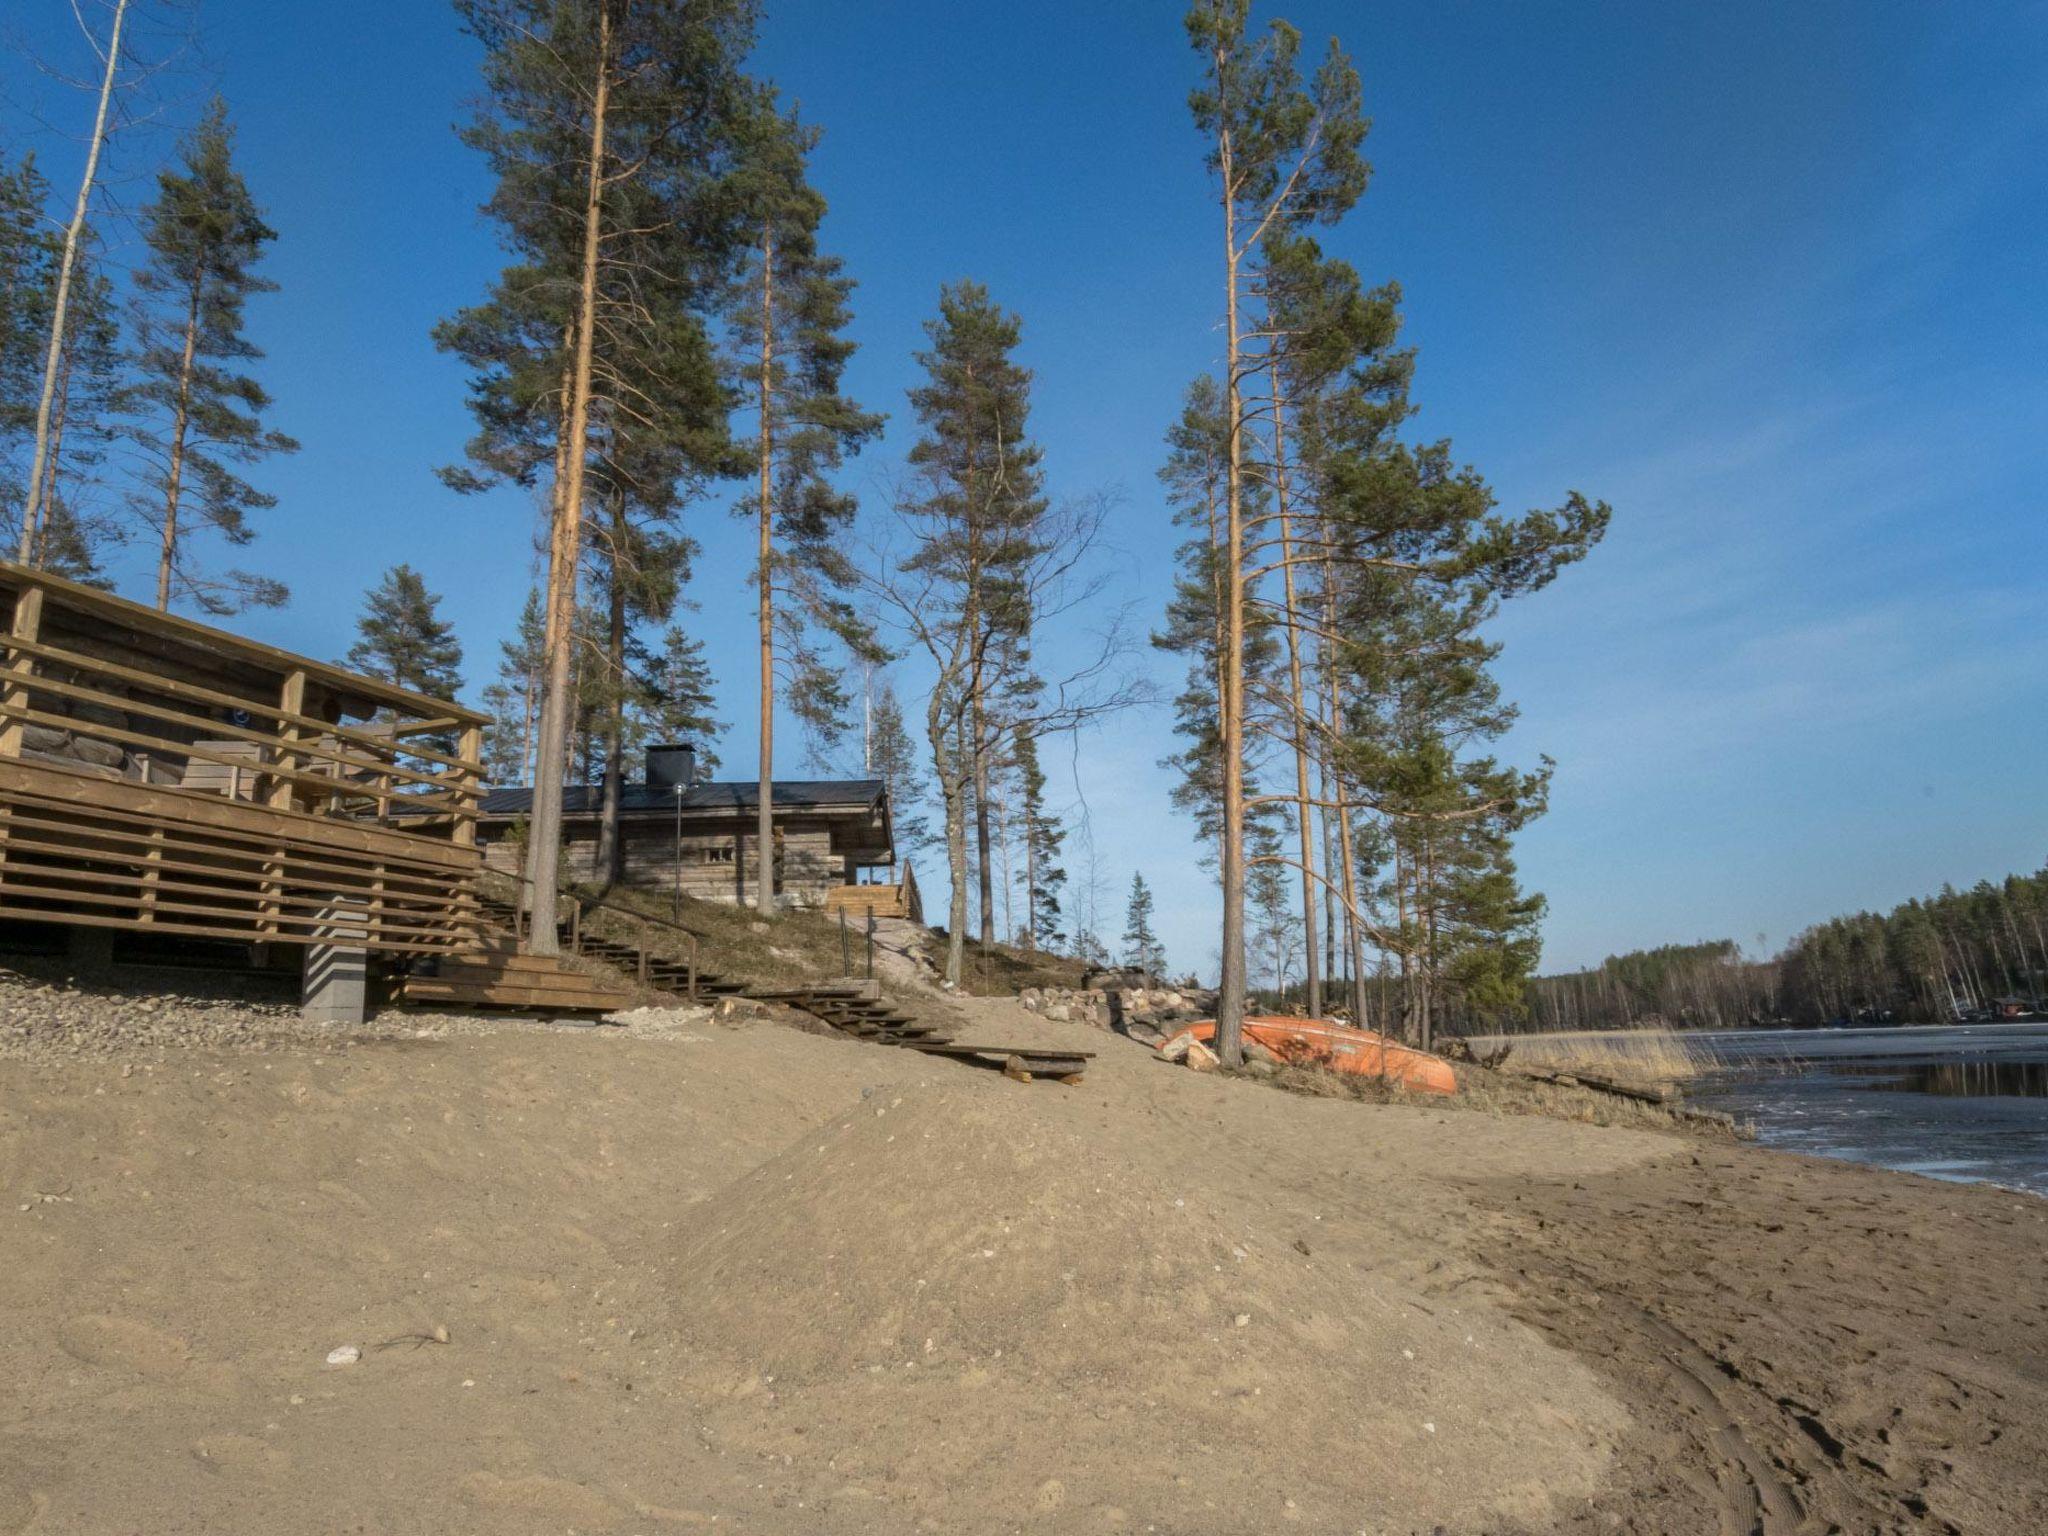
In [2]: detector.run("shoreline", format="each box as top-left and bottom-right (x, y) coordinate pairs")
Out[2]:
(3, 987), (2043, 1533)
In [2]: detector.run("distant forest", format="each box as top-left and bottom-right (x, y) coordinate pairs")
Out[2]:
(1525, 863), (2048, 1032)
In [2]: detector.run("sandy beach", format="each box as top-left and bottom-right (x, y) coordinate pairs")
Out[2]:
(2, 985), (2042, 1535)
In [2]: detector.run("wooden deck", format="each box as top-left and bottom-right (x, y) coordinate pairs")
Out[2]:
(0, 563), (487, 955)
(823, 864), (922, 924)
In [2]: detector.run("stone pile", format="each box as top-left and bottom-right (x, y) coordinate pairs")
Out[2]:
(1017, 979), (1217, 1044)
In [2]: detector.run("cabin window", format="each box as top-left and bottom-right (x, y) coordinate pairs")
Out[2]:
(701, 845), (735, 865)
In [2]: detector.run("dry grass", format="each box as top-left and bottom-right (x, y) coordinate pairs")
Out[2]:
(937, 933), (1095, 997)
(1475, 1027), (1709, 1085)
(1260, 1061), (1749, 1139)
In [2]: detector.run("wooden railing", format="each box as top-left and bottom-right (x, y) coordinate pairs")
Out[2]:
(0, 562), (489, 953)
(823, 862), (922, 924)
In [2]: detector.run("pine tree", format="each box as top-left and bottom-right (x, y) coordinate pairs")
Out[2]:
(3, 152), (120, 588)
(1154, 375), (1281, 855)
(1122, 873), (1166, 979)
(729, 99), (884, 911)
(481, 586), (545, 785)
(640, 624), (724, 771)
(442, 0), (757, 953)
(124, 98), (297, 614)
(348, 564), (464, 700)
(1013, 730), (1067, 951)
(867, 674), (933, 867)
(1184, 0), (1367, 1063)
(2, 153), (57, 549)
(25, 232), (121, 583)
(892, 281), (1049, 985)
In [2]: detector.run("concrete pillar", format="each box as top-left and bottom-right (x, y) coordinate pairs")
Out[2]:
(302, 900), (369, 1027)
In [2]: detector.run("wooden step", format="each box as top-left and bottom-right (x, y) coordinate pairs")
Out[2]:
(400, 980), (628, 1013)
(398, 947), (631, 1016)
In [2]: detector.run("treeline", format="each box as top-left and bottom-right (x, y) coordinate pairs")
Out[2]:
(1527, 940), (1778, 1033)
(1778, 867), (2048, 1024)
(1515, 864), (2048, 1032)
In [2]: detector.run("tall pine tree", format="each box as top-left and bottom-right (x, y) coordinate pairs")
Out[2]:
(891, 282), (1049, 985)
(124, 98), (297, 614)
(728, 99), (883, 911)
(441, 0), (758, 953)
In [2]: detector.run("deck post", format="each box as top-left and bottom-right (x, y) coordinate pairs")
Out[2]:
(302, 898), (370, 1027)
(0, 583), (45, 759)
(452, 725), (482, 849)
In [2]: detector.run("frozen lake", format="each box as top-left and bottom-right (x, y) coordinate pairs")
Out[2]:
(1687, 1022), (2048, 1195)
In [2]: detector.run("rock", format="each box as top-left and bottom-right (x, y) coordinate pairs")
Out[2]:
(1244, 1039), (1282, 1066)
(1245, 1056), (1278, 1079)
(1043, 1003), (1070, 1023)
(1158, 1034), (1192, 1063)
(1183, 1039), (1219, 1073)
(325, 1344), (361, 1367)
(712, 997), (767, 1025)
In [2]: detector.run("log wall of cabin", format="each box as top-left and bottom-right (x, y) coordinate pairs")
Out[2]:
(480, 816), (857, 907)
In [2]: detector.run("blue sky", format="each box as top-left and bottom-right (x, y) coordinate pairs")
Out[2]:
(4, 0), (2045, 976)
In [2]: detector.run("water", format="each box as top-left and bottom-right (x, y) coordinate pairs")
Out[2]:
(1687, 1023), (2048, 1195)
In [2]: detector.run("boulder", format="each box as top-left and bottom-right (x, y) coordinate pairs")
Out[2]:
(1183, 1039), (1219, 1073)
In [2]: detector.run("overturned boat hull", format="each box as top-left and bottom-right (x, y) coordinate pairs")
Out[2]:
(1164, 1017), (1457, 1096)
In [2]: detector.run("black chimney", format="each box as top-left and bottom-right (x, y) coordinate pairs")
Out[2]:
(645, 743), (697, 791)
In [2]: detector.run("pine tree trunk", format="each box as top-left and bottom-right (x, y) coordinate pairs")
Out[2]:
(17, 0), (126, 562)
(924, 679), (967, 987)
(28, 347), (73, 564)
(1023, 798), (1037, 951)
(974, 695), (996, 949)
(155, 294), (202, 611)
(523, 1), (612, 959)
(594, 494), (628, 889)
(1214, 120), (1248, 1068)
(1322, 560), (1367, 1025)
(755, 225), (777, 914)
(997, 791), (1013, 944)
(1270, 381), (1321, 1018)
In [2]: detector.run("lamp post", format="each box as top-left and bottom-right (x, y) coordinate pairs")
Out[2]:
(674, 781), (686, 922)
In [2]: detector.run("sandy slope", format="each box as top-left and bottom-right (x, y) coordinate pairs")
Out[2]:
(1, 990), (2042, 1534)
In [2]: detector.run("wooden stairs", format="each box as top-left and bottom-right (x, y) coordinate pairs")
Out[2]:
(749, 984), (1094, 1079)
(396, 940), (635, 1016)
(398, 891), (1095, 1080)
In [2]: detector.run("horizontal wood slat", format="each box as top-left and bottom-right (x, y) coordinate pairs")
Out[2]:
(0, 760), (481, 953)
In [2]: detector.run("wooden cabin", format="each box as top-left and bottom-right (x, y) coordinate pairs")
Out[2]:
(475, 744), (918, 919)
(0, 561), (487, 957)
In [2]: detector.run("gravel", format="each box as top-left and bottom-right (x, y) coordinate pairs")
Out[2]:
(0, 963), (714, 1064)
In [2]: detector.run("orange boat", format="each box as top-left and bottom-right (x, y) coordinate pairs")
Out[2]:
(1162, 1017), (1457, 1096)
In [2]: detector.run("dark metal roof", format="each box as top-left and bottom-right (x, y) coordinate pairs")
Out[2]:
(479, 778), (887, 821)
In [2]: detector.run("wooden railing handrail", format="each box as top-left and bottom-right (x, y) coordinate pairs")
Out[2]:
(0, 560), (489, 729)
(0, 632), (484, 776)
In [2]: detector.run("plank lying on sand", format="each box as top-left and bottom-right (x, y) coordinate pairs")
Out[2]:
(907, 1042), (1095, 1074)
